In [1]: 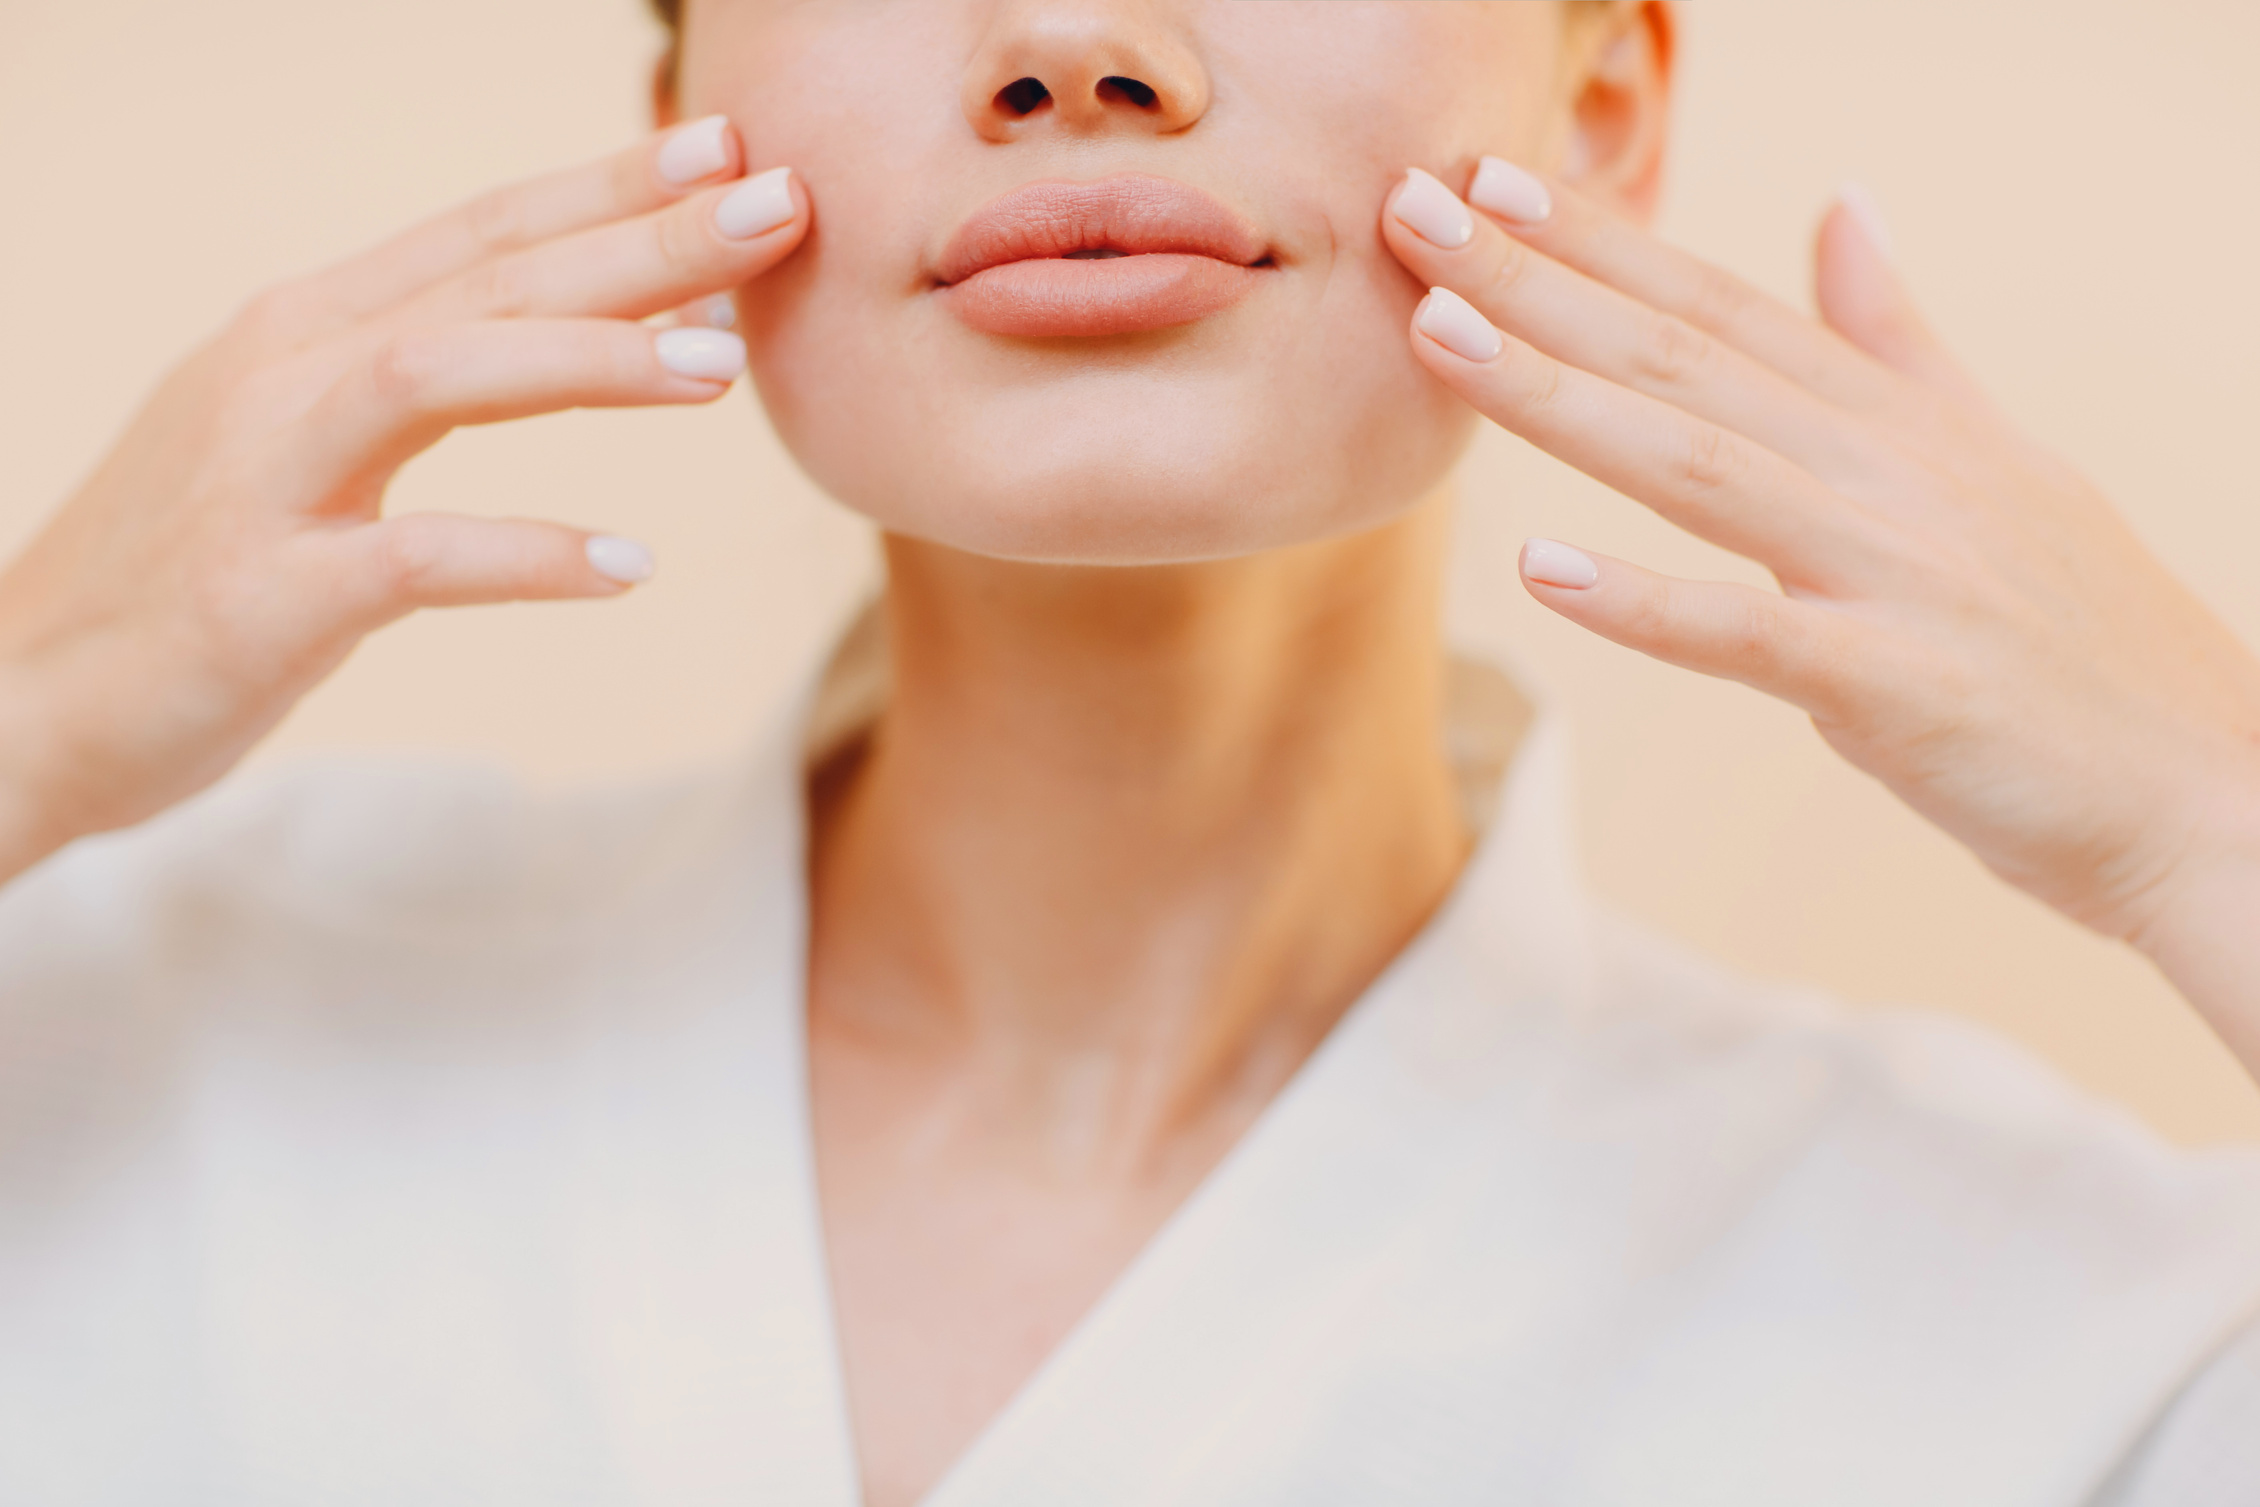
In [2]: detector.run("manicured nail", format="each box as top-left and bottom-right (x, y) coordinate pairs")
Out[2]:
(715, 167), (796, 240)
(1520, 538), (1600, 590)
(1416, 287), (1504, 362)
(1392, 168), (1475, 249)
(655, 327), (747, 381)
(1835, 181), (1896, 262)
(704, 295), (738, 330)
(1469, 157), (1553, 226)
(587, 535), (657, 586)
(657, 115), (734, 186)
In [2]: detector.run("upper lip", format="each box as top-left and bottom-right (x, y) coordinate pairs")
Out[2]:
(933, 175), (1271, 286)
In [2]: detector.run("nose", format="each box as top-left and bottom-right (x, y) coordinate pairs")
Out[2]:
(962, 0), (1211, 142)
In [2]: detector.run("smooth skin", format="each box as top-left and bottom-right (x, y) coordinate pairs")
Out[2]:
(8, 3), (2260, 1507)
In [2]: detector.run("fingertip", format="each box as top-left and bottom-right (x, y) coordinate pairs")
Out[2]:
(1520, 537), (1602, 592)
(715, 166), (802, 241)
(655, 326), (748, 383)
(1413, 287), (1506, 364)
(1831, 181), (1895, 264)
(656, 113), (742, 189)
(586, 534), (657, 587)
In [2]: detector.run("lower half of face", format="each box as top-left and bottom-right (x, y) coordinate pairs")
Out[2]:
(684, 1), (1569, 565)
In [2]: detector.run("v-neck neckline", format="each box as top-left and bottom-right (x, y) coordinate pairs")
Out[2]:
(754, 661), (1596, 1506)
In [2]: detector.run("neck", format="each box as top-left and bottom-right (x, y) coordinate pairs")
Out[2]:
(807, 492), (1468, 1177)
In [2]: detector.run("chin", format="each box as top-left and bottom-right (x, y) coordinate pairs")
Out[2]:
(747, 303), (1478, 567)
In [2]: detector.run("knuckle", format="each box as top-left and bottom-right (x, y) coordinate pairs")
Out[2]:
(463, 185), (534, 256)
(1720, 597), (1784, 667)
(369, 518), (446, 599)
(230, 279), (322, 351)
(1683, 264), (1759, 337)
(1676, 422), (1744, 500)
(462, 254), (534, 319)
(364, 331), (451, 415)
(1511, 349), (1567, 415)
(1632, 313), (1717, 392)
(1481, 237), (1539, 305)
(654, 201), (713, 276)
(1619, 583), (1677, 646)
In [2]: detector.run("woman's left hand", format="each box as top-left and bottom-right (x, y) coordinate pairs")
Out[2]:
(1381, 162), (2260, 1074)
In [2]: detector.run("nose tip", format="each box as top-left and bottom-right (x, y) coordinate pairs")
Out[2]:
(963, 5), (1210, 142)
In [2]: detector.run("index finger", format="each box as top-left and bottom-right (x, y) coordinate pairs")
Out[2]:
(303, 116), (747, 328)
(1473, 160), (1904, 417)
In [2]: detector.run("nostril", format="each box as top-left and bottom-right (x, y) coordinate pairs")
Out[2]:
(1096, 76), (1159, 109)
(996, 77), (1051, 117)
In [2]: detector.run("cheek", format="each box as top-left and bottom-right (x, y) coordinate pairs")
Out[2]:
(684, 4), (1553, 563)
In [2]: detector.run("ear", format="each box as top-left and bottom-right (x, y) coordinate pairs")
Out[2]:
(651, 48), (682, 131)
(1558, 1), (1676, 225)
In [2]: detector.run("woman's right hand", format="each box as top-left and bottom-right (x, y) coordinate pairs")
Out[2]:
(0, 117), (807, 884)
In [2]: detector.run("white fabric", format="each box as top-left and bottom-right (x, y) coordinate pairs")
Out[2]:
(3, 644), (2259, 1505)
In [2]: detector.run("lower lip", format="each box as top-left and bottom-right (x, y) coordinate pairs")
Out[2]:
(945, 254), (1262, 338)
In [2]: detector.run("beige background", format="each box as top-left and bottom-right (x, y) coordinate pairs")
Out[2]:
(5, 1), (2257, 1141)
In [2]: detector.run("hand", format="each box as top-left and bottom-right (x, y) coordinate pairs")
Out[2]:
(1381, 162), (2260, 1070)
(0, 118), (808, 882)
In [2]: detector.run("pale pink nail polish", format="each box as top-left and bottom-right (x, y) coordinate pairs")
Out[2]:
(1391, 168), (1476, 249)
(1835, 181), (1896, 262)
(1415, 288), (1505, 363)
(1468, 157), (1553, 226)
(1520, 538), (1600, 590)
(655, 327), (747, 381)
(657, 115), (733, 186)
(716, 167), (796, 240)
(587, 536), (657, 586)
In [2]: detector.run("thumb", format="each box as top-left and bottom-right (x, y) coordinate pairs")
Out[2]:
(322, 513), (656, 629)
(1815, 185), (1989, 409)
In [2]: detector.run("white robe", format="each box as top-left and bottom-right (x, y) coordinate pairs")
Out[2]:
(2, 630), (2258, 1505)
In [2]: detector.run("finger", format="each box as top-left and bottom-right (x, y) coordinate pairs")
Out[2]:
(1384, 169), (1885, 492)
(1515, 536), (1871, 720)
(316, 514), (656, 628)
(393, 167), (807, 330)
(284, 319), (748, 507)
(1410, 289), (1892, 590)
(303, 118), (748, 328)
(1815, 188), (1994, 411)
(1466, 159), (1908, 417)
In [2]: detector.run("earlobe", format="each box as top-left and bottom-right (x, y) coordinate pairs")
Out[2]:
(1559, 1), (1676, 225)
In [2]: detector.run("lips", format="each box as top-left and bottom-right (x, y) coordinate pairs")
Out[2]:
(935, 175), (1272, 338)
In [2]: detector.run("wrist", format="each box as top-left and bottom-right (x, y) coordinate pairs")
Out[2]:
(2124, 791), (2260, 1079)
(0, 669), (84, 886)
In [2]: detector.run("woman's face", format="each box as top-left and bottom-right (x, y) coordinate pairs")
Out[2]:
(675, 1), (1581, 564)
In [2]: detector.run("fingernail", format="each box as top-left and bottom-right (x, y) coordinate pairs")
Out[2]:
(657, 115), (734, 186)
(703, 295), (738, 330)
(655, 326), (748, 381)
(1835, 181), (1895, 262)
(715, 166), (796, 240)
(1520, 538), (1600, 590)
(587, 535), (657, 586)
(1392, 168), (1475, 249)
(1416, 287), (1504, 362)
(1469, 157), (1553, 226)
